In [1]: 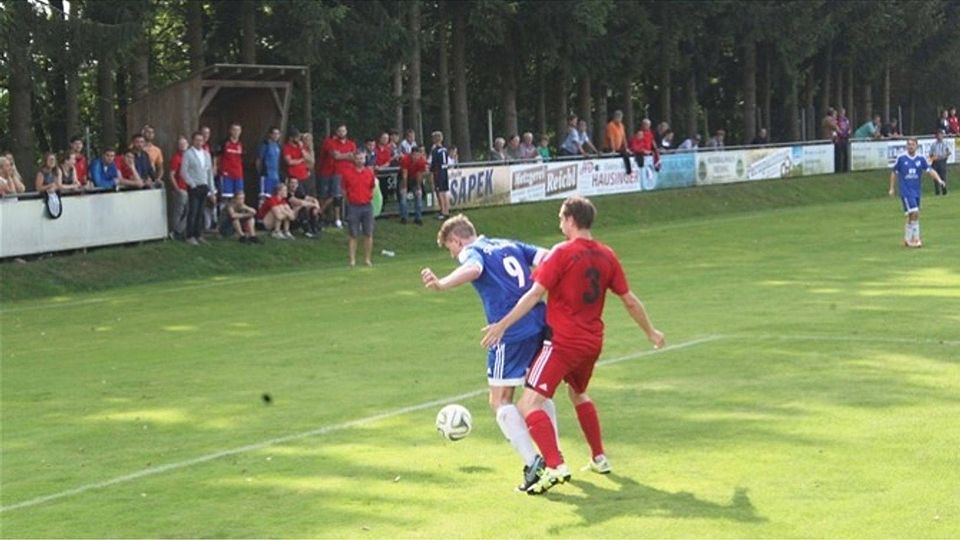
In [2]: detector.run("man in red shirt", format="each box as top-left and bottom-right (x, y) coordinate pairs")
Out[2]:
(168, 135), (190, 239)
(318, 125), (355, 230)
(949, 107), (960, 136)
(482, 196), (665, 495)
(399, 145), (428, 225)
(69, 135), (88, 186)
(341, 151), (377, 267)
(218, 123), (244, 199)
(628, 118), (660, 170)
(283, 129), (310, 183)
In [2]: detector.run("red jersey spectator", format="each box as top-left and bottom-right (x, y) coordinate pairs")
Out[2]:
(168, 135), (190, 239)
(628, 119), (660, 169)
(341, 152), (377, 267)
(375, 133), (393, 168)
(948, 108), (959, 135)
(399, 146), (428, 224)
(218, 123), (244, 198)
(69, 135), (88, 186)
(283, 132), (309, 181)
(330, 124), (358, 178)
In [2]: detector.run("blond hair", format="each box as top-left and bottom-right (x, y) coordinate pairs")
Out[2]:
(436, 214), (476, 247)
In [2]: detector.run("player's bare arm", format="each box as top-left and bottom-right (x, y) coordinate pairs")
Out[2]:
(888, 171), (897, 196)
(481, 282), (547, 347)
(619, 290), (666, 349)
(927, 168), (945, 186)
(421, 264), (481, 292)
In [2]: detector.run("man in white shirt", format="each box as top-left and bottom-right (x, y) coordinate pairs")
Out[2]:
(181, 131), (215, 245)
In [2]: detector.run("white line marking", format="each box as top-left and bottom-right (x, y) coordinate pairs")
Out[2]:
(734, 333), (960, 347)
(0, 336), (720, 513)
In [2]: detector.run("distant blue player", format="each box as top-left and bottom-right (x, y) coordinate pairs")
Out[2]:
(421, 214), (558, 491)
(888, 138), (945, 248)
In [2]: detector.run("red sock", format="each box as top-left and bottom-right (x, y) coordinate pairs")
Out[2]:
(575, 401), (605, 459)
(525, 409), (563, 468)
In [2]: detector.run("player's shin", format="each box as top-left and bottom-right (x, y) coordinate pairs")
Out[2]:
(496, 404), (538, 467)
(541, 397), (560, 441)
(575, 401), (605, 460)
(525, 410), (564, 468)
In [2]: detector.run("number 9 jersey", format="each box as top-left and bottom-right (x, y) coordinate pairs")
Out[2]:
(458, 236), (546, 344)
(533, 238), (630, 353)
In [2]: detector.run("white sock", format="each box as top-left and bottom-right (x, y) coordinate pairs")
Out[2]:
(541, 398), (559, 439)
(496, 405), (538, 467)
(913, 221), (920, 242)
(904, 223), (911, 243)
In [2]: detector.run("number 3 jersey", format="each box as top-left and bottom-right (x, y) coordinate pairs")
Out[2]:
(459, 236), (546, 344)
(534, 238), (630, 353)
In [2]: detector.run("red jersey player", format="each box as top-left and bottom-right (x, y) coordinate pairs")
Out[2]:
(481, 195), (665, 495)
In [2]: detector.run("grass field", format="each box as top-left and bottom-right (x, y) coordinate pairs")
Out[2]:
(2, 172), (959, 538)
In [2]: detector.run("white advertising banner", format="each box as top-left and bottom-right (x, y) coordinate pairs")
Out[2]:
(851, 137), (957, 171)
(800, 144), (836, 176)
(696, 150), (747, 185)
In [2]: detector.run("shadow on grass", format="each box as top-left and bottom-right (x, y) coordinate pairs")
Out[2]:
(546, 474), (765, 534)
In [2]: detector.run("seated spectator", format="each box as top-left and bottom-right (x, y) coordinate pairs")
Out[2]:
(853, 115), (881, 140)
(2, 152), (27, 193)
(256, 183), (296, 240)
(937, 110), (950, 135)
(115, 150), (146, 189)
(656, 121), (671, 148)
(0, 155), (25, 195)
(505, 134), (522, 160)
(629, 120), (660, 171)
(537, 135), (551, 159)
(704, 129), (726, 149)
(286, 177), (322, 237)
(58, 151), (83, 192)
(660, 129), (675, 149)
(577, 119), (599, 154)
(880, 118), (902, 138)
(679, 134), (701, 150)
(519, 132), (538, 159)
(489, 137), (507, 161)
(224, 192), (260, 243)
(35, 152), (62, 193)
(448, 145), (459, 165)
(90, 148), (120, 189)
(399, 145), (428, 225)
(559, 115), (581, 156)
(69, 135), (89, 187)
(751, 128), (769, 145)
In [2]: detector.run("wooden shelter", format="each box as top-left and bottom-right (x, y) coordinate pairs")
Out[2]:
(126, 64), (312, 192)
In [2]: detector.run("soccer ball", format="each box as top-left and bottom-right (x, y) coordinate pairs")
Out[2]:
(435, 404), (472, 441)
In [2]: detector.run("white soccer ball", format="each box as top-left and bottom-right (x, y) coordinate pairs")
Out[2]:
(436, 404), (472, 441)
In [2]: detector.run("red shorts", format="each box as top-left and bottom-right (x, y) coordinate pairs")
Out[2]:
(525, 340), (600, 397)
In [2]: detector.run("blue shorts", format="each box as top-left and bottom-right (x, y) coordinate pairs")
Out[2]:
(260, 176), (280, 198)
(318, 175), (342, 199)
(900, 195), (920, 214)
(487, 333), (543, 386)
(221, 176), (244, 198)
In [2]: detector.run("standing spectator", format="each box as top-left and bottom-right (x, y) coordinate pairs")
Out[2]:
(363, 138), (378, 167)
(130, 134), (161, 188)
(836, 108), (851, 172)
(505, 134), (523, 160)
(399, 145), (428, 225)
(604, 110), (627, 153)
(660, 130), (675, 149)
(750, 128), (769, 146)
(282, 129), (310, 196)
(937, 110), (950, 135)
(880, 118), (902, 139)
(35, 152), (62, 193)
(929, 129), (951, 196)
(448, 145), (459, 165)
(400, 128), (418, 155)
(537, 136), (551, 159)
(182, 131), (215, 245)
(286, 177), (322, 237)
(256, 126), (282, 203)
(430, 131), (451, 220)
(168, 135), (190, 239)
(519, 132), (538, 160)
(327, 124), (357, 230)
(821, 108), (838, 141)
(628, 119), (660, 172)
(90, 148), (120, 189)
(678, 133), (701, 150)
(704, 129), (726, 149)
(559, 115), (581, 156)
(301, 132), (317, 197)
(58, 151), (82, 193)
(490, 137), (508, 161)
(225, 192), (260, 243)
(948, 107), (959, 135)
(69, 135), (88, 187)
(0, 155), (25, 195)
(853, 115), (882, 140)
(388, 129), (402, 164)
(256, 183), (296, 240)
(374, 133), (393, 169)
(218, 123), (244, 199)
(115, 150), (146, 189)
(655, 121), (671, 148)
(577, 119), (599, 155)
(142, 124), (164, 184)
(341, 152), (377, 267)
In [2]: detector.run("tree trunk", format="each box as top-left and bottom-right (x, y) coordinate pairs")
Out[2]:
(131, 35), (150, 101)
(762, 48), (772, 133)
(578, 75), (592, 134)
(660, 63), (672, 126)
(451, 5), (471, 160)
(595, 83), (608, 144)
(819, 43), (832, 118)
(846, 66), (855, 125)
(8, 0), (35, 178)
(686, 68), (698, 139)
(393, 61), (404, 132)
(438, 18), (452, 141)
(882, 63), (890, 123)
(536, 59), (546, 137)
(47, 0), (69, 149)
(409, 0), (423, 142)
(501, 27), (518, 137)
(834, 64), (844, 111)
(623, 77), (635, 136)
(863, 82), (873, 122)
(116, 65), (128, 144)
(554, 67), (569, 138)
(804, 69), (815, 140)
(240, 0), (257, 64)
(742, 39), (757, 144)
(784, 69), (800, 142)
(187, 0), (204, 72)
(98, 53), (118, 149)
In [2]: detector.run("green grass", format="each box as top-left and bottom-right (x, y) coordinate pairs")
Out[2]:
(2, 170), (959, 538)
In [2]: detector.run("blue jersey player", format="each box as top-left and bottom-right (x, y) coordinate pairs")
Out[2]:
(421, 214), (557, 491)
(888, 138), (944, 248)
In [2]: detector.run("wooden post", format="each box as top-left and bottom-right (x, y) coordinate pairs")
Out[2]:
(303, 67), (312, 134)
